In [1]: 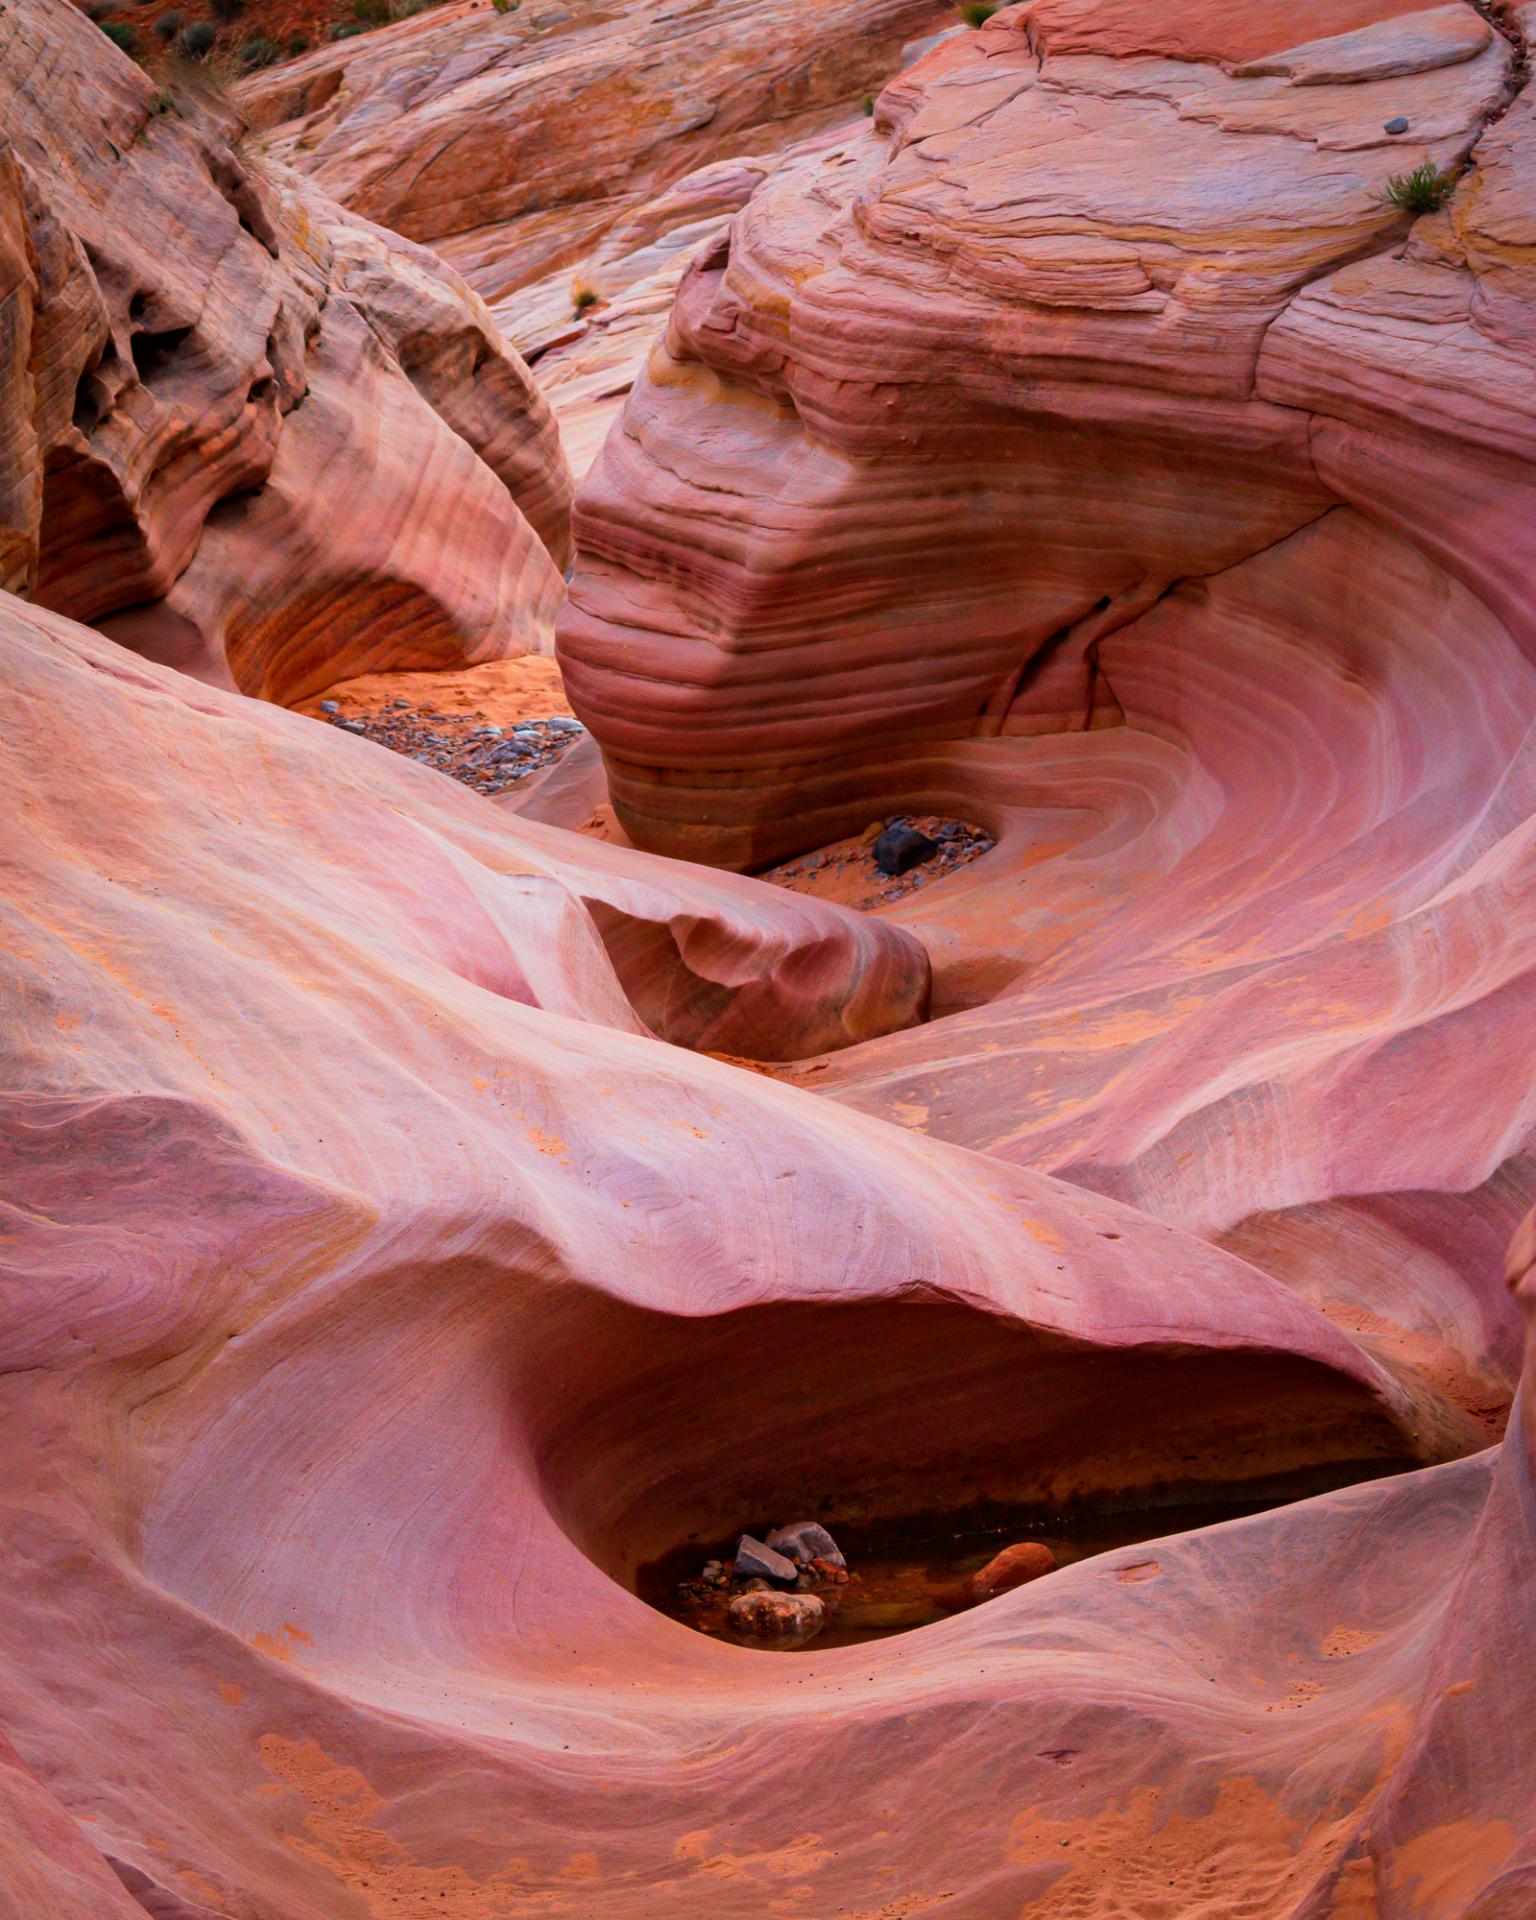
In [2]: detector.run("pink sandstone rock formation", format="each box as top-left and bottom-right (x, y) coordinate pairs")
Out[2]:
(6, 0), (1536, 1911)
(558, 0), (1536, 1469)
(237, 0), (944, 306)
(561, 0), (1531, 862)
(7, 585), (1531, 1917)
(236, 0), (952, 472)
(1, 0), (571, 702)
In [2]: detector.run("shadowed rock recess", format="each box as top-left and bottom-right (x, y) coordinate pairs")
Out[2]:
(5, 0), (1536, 1911)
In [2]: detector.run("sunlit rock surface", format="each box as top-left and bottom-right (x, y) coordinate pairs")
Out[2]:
(237, 0), (944, 304)
(0, 0), (571, 702)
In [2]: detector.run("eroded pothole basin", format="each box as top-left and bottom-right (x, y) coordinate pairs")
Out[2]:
(527, 1293), (1423, 1653)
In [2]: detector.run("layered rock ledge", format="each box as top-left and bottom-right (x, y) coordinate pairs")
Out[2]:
(1, 0), (572, 701)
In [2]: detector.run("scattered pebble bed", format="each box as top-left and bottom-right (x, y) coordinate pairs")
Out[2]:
(316, 697), (585, 795)
(764, 813), (996, 910)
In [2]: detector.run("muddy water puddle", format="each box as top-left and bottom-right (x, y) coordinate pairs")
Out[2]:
(639, 1471), (1416, 1651)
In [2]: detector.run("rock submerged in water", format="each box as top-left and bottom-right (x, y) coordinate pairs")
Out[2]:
(727, 1590), (826, 1647)
(765, 1520), (846, 1570)
(733, 1534), (799, 1585)
(966, 1541), (1057, 1603)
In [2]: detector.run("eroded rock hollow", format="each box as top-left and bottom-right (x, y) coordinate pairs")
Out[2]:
(4, 0), (1536, 1912)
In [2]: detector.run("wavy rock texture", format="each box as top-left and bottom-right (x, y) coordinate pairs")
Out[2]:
(0, 0), (571, 702)
(561, 0), (1527, 854)
(7, 584), (1533, 1918)
(8, 0), (1536, 1915)
(237, 0), (943, 304)
(560, 0), (1536, 1427)
(236, 0), (950, 471)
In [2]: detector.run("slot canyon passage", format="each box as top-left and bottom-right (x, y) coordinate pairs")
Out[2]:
(7, 0), (1536, 1910)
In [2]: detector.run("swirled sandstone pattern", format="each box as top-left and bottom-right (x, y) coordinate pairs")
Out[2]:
(7, 584), (1533, 1918)
(560, 0), (1531, 862)
(0, 0), (571, 702)
(8, 0), (1536, 1912)
(560, 0), (1536, 1475)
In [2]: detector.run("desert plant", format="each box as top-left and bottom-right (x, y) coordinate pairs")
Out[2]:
(178, 17), (215, 51)
(958, 1), (997, 22)
(352, 0), (390, 21)
(209, 0), (244, 19)
(285, 29), (309, 49)
(571, 278), (601, 316)
(101, 19), (139, 51)
(235, 30), (280, 64)
(1383, 160), (1455, 214)
(862, 92), (875, 114)
(492, 0), (519, 15)
(152, 8), (184, 38)
(330, 20), (363, 33)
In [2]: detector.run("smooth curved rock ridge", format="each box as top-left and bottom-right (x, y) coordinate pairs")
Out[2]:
(1, 590), (1497, 1914)
(0, 0), (572, 703)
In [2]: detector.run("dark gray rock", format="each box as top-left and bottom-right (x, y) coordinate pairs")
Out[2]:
(1385, 116), (1409, 134)
(766, 1521), (846, 1570)
(873, 822), (938, 876)
(734, 1534), (798, 1584)
(319, 700), (340, 715)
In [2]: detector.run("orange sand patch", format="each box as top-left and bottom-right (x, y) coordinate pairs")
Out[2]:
(295, 656), (572, 724)
(259, 1735), (577, 1917)
(1387, 1820), (1519, 1912)
(1322, 1629), (1384, 1659)
(1006, 1776), (1355, 1918)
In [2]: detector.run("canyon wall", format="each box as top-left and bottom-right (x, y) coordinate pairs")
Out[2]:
(0, 0), (572, 702)
(558, 0), (1536, 1530)
(560, 0), (1535, 861)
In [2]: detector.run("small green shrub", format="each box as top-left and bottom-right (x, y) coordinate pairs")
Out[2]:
(101, 19), (139, 51)
(571, 279), (601, 316)
(235, 30), (280, 64)
(1383, 160), (1455, 214)
(351, 0), (389, 21)
(152, 8), (183, 38)
(209, 0), (244, 19)
(330, 21), (363, 35)
(958, 1), (997, 23)
(492, 0), (519, 15)
(286, 30), (309, 49)
(178, 17), (216, 52)
(862, 92), (875, 115)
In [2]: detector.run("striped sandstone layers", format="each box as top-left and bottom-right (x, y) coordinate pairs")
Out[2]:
(0, 0), (571, 702)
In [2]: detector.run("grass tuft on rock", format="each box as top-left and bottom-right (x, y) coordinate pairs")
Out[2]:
(1383, 160), (1456, 214)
